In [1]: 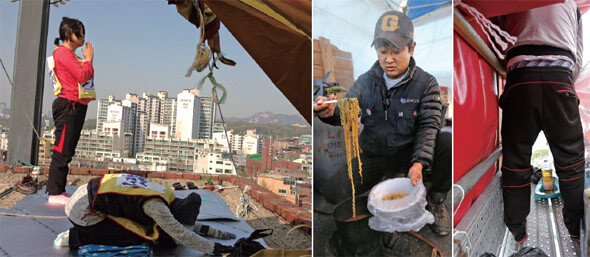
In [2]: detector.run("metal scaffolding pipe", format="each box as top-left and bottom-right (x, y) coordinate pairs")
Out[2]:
(453, 147), (502, 208)
(454, 8), (506, 77)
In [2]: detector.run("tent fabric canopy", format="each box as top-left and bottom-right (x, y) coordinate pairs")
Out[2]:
(460, 0), (590, 18)
(408, 0), (451, 20)
(204, 0), (312, 124)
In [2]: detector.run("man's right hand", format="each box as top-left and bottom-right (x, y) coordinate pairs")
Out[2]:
(314, 94), (337, 118)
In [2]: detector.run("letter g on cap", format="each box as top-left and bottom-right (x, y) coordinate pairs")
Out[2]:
(381, 15), (400, 31)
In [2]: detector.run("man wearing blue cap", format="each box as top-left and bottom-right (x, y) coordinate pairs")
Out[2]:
(314, 10), (452, 236)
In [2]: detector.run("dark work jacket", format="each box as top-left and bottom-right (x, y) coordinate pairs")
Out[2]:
(320, 58), (441, 169)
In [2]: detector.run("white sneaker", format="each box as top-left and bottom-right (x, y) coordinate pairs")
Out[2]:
(48, 193), (71, 205)
(54, 230), (69, 247)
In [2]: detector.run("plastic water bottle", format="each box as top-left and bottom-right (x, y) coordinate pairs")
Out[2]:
(541, 160), (554, 193)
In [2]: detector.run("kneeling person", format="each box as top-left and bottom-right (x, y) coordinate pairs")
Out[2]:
(55, 173), (234, 255)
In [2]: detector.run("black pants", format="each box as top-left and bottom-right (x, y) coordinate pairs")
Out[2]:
(317, 131), (451, 204)
(350, 131), (452, 197)
(500, 67), (585, 239)
(47, 97), (87, 195)
(68, 218), (176, 249)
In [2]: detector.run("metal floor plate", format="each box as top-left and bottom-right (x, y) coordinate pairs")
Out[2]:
(454, 172), (506, 257)
(501, 188), (581, 257)
(0, 186), (261, 257)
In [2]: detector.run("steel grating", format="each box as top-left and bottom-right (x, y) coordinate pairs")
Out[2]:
(0, 186), (263, 257)
(454, 172), (582, 257)
(499, 188), (581, 256)
(454, 172), (506, 257)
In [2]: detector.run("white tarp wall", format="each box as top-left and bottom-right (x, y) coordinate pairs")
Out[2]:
(313, 0), (453, 117)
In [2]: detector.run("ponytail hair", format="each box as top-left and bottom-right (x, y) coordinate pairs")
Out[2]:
(54, 38), (60, 46)
(56, 17), (85, 45)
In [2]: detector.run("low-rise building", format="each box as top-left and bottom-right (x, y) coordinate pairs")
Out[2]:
(257, 173), (310, 206)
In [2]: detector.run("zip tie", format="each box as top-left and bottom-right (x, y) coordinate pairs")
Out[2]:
(453, 184), (465, 216)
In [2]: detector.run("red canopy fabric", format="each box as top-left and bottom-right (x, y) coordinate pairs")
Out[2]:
(575, 66), (590, 157)
(453, 31), (501, 226)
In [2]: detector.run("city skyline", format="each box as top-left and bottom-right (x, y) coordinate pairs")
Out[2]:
(0, 0), (303, 121)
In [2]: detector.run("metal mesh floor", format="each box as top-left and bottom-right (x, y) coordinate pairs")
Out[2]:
(500, 196), (581, 257)
(454, 173), (582, 257)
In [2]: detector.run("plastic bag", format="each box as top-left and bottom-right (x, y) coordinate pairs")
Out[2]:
(228, 228), (272, 257)
(367, 178), (434, 232)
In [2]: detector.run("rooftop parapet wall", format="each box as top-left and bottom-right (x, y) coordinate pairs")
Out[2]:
(0, 164), (311, 232)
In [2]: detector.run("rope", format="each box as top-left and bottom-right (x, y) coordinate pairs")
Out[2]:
(0, 57), (42, 141)
(0, 212), (68, 219)
(185, 0), (211, 77)
(453, 230), (472, 257)
(454, 238), (469, 257)
(196, 53), (227, 105)
(409, 230), (443, 257)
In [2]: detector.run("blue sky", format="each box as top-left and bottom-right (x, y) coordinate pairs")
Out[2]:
(0, 0), (301, 119)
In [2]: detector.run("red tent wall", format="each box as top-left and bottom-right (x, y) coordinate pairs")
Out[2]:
(453, 32), (501, 226)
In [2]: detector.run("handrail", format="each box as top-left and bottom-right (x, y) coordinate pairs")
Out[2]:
(453, 147), (502, 208)
(454, 8), (506, 78)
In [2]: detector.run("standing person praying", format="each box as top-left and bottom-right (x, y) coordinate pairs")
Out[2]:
(46, 17), (95, 205)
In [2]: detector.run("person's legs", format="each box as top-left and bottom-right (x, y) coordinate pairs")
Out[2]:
(47, 98), (72, 196)
(68, 219), (147, 248)
(429, 131), (452, 194)
(541, 68), (585, 240)
(500, 68), (544, 243)
(47, 99), (87, 204)
(425, 131), (452, 236)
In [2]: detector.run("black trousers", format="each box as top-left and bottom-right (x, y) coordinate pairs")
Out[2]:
(350, 131), (452, 197)
(317, 131), (451, 205)
(500, 67), (585, 239)
(47, 97), (87, 195)
(68, 218), (176, 249)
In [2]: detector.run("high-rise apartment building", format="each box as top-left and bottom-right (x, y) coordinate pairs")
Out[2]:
(96, 89), (217, 156)
(97, 95), (119, 131)
(176, 90), (201, 140)
(158, 91), (177, 137)
(198, 97), (216, 139)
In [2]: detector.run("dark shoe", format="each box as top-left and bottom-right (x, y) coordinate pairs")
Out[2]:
(570, 234), (580, 242)
(172, 182), (185, 190)
(186, 182), (198, 190)
(426, 192), (450, 236)
(515, 233), (528, 244)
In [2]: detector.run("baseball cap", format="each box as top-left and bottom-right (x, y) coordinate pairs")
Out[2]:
(371, 10), (414, 49)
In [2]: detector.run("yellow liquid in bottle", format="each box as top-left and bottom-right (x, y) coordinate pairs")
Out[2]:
(541, 168), (554, 193)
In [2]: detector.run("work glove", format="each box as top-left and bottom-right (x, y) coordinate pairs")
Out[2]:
(196, 224), (236, 240)
(211, 242), (234, 256)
